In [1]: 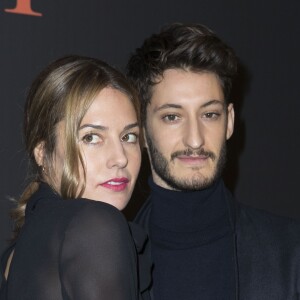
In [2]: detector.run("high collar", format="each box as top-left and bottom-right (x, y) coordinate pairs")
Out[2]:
(148, 177), (236, 250)
(25, 182), (61, 219)
(150, 177), (230, 233)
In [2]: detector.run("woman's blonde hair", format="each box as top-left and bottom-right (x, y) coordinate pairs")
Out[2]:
(12, 55), (140, 238)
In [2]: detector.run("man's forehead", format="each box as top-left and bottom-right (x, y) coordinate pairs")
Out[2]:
(148, 69), (225, 109)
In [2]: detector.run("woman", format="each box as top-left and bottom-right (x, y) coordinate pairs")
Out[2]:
(0, 56), (151, 299)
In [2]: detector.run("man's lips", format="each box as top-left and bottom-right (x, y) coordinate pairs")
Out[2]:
(99, 178), (129, 192)
(171, 149), (216, 163)
(176, 155), (209, 164)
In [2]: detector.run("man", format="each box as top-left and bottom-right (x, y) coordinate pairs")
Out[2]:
(127, 23), (300, 299)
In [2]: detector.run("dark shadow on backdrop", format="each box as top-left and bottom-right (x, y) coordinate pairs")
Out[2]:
(223, 62), (251, 193)
(123, 150), (151, 220)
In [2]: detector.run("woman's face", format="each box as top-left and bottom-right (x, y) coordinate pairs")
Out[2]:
(51, 87), (141, 210)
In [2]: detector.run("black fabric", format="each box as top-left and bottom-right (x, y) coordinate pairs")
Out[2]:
(0, 183), (151, 300)
(135, 178), (300, 300)
(149, 178), (235, 300)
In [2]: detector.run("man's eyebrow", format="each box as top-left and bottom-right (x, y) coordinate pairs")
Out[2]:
(154, 103), (182, 112)
(154, 100), (225, 112)
(201, 100), (225, 108)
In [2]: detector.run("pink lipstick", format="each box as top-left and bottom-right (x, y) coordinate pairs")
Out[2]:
(100, 177), (129, 192)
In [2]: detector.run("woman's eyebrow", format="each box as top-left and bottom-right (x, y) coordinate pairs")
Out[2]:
(79, 122), (139, 131)
(79, 124), (107, 131)
(124, 122), (139, 131)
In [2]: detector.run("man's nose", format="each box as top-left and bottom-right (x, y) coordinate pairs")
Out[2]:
(182, 118), (204, 150)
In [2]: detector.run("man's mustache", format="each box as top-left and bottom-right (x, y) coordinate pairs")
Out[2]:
(171, 148), (216, 161)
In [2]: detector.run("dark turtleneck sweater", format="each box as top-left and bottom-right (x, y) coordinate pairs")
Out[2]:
(149, 178), (236, 300)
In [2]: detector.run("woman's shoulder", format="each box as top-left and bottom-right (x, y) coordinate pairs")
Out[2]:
(60, 199), (136, 266)
(25, 184), (131, 244)
(60, 198), (132, 246)
(29, 183), (128, 227)
(70, 198), (128, 228)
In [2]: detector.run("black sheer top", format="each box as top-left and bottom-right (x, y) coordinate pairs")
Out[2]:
(0, 183), (151, 300)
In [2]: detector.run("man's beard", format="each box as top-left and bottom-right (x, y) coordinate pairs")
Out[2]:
(145, 130), (227, 191)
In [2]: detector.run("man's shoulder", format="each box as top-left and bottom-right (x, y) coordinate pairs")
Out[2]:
(134, 192), (300, 242)
(236, 202), (300, 242)
(237, 202), (300, 224)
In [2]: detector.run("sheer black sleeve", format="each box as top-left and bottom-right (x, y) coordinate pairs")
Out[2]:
(59, 201), (138, 300)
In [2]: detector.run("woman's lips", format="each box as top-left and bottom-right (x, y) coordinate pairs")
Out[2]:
(99, 178), (129, 192)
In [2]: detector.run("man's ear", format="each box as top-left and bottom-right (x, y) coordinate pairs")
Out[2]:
(226, 103), (235, 140)
(33, 141), (45, 167)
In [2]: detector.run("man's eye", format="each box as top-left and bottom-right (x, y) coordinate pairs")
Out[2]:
(82, 134), (101, 144)
(162, 114), (180, 122)
(203, 112), (220, 119)
(122, 133), (138, 143)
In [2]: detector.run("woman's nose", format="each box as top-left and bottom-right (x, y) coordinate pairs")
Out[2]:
(106, 141), (128, 169)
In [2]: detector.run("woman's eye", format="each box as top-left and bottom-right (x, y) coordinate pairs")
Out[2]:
(122, 133), (138, 143)
(162, 114), (180, 122)
(82, 133), (101, 145)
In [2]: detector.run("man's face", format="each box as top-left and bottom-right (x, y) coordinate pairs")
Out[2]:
(145, 69), (234, 191)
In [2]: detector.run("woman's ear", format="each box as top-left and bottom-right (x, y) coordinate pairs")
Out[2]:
(33, 142), (45, 167)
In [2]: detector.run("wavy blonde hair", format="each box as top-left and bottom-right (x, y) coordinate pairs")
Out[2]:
(12, 55), (140, 239)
